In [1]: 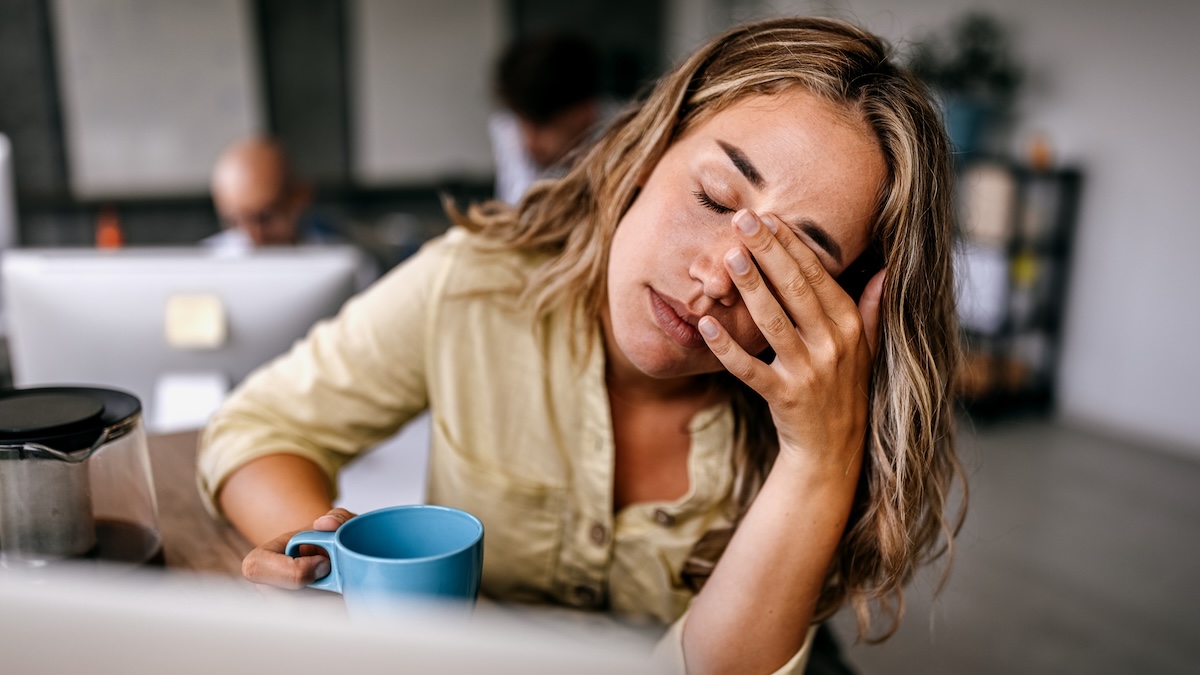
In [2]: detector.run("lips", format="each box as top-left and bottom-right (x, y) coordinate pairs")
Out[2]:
(649, 289), (706, 350)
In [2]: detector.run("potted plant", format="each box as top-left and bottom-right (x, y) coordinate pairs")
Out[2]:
(907, 12), (1024, 159)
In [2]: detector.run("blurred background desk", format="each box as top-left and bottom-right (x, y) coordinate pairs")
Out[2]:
(149, 429), (252, 576)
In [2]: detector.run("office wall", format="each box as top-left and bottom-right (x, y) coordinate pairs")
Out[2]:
(750, 0), (1200, 456)
(0, 0), (68, 196)
(349, 0), (503, 185)
(664, 0), (736, 64)
(51, 0), (263, 198)
(258, 0), (352, 186)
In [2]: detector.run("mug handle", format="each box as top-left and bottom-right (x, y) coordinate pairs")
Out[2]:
(285, 530), (341, 593)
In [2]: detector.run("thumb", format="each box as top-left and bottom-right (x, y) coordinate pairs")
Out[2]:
(313, 507), (357, 532)
(858, 268), (886, 358)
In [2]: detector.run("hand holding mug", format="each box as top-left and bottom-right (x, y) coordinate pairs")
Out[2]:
(285, 505), (485, 619)
(242, 507), (358, 590)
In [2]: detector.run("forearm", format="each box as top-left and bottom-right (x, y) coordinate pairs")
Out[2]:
(217, 454), (336, 546)
(683, 451), (859, 675)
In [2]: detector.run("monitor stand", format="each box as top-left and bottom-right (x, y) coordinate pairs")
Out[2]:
(151, 371), (229, 433)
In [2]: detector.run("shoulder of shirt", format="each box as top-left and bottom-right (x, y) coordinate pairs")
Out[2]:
(423, 226), (550, 298)
(488, 110), (520, 135)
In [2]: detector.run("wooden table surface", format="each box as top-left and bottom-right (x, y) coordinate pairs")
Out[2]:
(149, 429), (252, 576)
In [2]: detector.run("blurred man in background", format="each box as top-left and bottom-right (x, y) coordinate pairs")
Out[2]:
(206, 135), (379, 288)
(489, 34), (616, 204)
(207, 136), (340, 250)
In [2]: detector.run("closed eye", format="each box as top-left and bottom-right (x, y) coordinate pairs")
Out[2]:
(693, 190), (734, 215)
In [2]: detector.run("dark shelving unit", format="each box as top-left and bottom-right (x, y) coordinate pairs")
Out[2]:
(954, 157), (1083, 418)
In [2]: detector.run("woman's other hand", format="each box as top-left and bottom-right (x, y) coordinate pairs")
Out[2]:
(699, 208), (884, 476)
(240, 507), (357, 589)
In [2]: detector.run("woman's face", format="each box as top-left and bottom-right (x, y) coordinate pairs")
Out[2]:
(605, 87), (887, 381)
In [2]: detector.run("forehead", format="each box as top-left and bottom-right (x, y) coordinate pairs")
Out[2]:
(212, 171), (287, 213)
(678, 88), (886, 249)
(687, 87), (877, 165)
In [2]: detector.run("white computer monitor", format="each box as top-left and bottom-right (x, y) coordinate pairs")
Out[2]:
(1, 246), (363, 432)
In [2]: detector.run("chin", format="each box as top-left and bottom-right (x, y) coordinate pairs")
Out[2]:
(622, 340), (720, 380)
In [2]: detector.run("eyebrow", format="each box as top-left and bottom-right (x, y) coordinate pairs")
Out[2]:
(717, 140), (844, 265)
(718, 140), (765, 189)
(796, 218), (843, 265)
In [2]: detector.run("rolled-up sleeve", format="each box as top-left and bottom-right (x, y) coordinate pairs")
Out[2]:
(651, 608), (815, 675)
(196, 233), (458, 517)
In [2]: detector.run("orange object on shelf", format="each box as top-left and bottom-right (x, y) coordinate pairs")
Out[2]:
(1028, 133), (1054, 172)
(95, 206), (124, 248)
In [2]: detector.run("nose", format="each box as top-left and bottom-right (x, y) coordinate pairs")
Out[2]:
(689, 244), (739, 307)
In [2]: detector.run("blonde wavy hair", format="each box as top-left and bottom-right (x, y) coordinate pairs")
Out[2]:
(449, 16), (965, 642)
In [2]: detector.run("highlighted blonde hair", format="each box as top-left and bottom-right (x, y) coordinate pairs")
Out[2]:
(450, 16), (965, 642)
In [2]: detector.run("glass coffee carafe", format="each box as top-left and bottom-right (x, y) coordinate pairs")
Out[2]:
(0, 386), (162, 571)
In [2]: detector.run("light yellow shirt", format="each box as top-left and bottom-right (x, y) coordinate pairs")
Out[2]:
(197, 228), (811, 673)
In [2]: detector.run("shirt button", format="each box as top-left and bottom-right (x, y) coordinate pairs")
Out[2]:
(653, 508), (676, 527)
(572, 585), (598, 607)
(589, 522), (607, 546)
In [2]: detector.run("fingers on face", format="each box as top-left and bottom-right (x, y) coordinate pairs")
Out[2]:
(757, 211), (860, 319)
(738, 210), (870, 342)
(698, 315), (774, 397)
(727, 209), (832, 347)
(859, 268), (887, 357)
(701, 208), (879, 391)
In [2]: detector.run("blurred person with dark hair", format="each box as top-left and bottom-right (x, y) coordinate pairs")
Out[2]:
(489, 34), (617, 204)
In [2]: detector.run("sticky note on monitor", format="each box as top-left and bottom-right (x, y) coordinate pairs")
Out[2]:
(164, 293), (227, 349)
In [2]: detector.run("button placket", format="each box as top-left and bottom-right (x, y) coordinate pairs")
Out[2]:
(653, 508), (676, 527)
(571, 583), (602, 608)
(589, 521), (607, 546)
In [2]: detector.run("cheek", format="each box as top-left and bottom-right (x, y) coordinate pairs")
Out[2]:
(721, 307), (769, 355)
(740, 328), (770, 357)
(607, 217), (639, 278)
(610, 203), (667, 272)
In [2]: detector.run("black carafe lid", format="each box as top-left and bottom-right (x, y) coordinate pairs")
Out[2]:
(0, 386), (142, 453)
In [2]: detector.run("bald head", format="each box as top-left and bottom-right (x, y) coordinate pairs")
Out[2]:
(211, 137), (308, 245)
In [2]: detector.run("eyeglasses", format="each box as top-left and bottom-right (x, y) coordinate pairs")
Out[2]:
(220, 196), (288, 230)
(218, 190), (300, 241)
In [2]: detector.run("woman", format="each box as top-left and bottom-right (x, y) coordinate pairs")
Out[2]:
(199, 16), (964, 675)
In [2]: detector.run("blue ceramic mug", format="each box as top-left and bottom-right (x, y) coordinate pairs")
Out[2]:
(285, 505), (484, 617)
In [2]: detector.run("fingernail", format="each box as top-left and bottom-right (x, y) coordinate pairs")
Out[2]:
(314, 560), (331, 580)
(733, 209), (760, 235)
(698, 316), (719, 340)
(314, 515), (342, 530)
(761, 213), (778, 234)
(726, 249), (750, 275)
